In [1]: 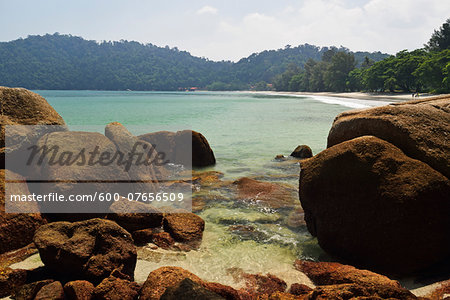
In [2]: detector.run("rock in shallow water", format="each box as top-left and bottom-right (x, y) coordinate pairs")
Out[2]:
(163, 212), (205, 245)
(290, 145), (313, 159)
(299, 135), (450, 275)
(33, 218), (137, 283)
(139, 130), (216, 167)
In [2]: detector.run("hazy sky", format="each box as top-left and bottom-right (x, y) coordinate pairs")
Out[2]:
(1, 0), (449, 61)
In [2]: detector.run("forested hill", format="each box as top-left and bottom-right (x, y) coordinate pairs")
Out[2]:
(0, 33), (388, 90)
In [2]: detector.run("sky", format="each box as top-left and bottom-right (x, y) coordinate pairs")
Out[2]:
(1, 0), (449, 61)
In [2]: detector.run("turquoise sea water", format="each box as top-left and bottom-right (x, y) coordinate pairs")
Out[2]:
(34, 90), (388, 286)
(37, 90), (352, 179)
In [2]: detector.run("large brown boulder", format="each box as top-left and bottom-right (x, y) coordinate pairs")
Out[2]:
(0, 169), (46, 254)
(140, 266), (204, 300)
(163, 212), (205, 245)
(0, 268), (27, 298)
(63, 280), (95, 300)
(139, 130), (215, 167)
(294, 260), (416, 299)
(33, 218), (137, 283)
(105, 122), (160, 193)
(0, 87), (66, 169)
(327, 96), (450, 178)
(29, 131), (135, 216)
(92, 270), (140, 300)
(34, 281), (65, 300)
(299, 136), (450, 274)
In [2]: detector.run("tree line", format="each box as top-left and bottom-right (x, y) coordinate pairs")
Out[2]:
(273, 19), (450, 93)
(0, 33), (386, 91)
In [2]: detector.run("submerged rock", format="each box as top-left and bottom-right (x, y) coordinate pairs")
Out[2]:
(233, 177), (298, 209)
(327, 96), (450, 178)
(299, 136), (450, 274)
(290, 145), (313, 159)
(0, 169), (46, 254)
(33, 218), (137, 283)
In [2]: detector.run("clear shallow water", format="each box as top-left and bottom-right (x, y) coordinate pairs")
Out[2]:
(34, 90), (381, 286)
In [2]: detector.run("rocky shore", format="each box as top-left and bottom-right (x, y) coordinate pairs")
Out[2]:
(1, 87), (449, 299)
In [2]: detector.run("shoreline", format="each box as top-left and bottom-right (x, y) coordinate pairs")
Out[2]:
(248, 91), (449, 102)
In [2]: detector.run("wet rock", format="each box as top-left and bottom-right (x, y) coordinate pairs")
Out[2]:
(294, 260), (416, 299)
(0, 87), (66, 169)
(163, 212), (205, 245)
(192, 170), (224, 186)
(285, 207), (306, 229)
(92, 271), (140, 300)
(140, 266), (203, 300)
(13, 279), (54, 300)
(0, 169), (46, 254)
(234, 177), (298, 209)
(288, 283), (313, 296)
(64, 280), (95, 300)
(228, 225), (258, 240)
(131, 228), (158, 245)
(327, 97), (450, 178)
(107, 198), (163, 232)
(34, 281), (64, 300)
(33, 218), (137, 283)
(151, 232), (175, 250)
(161, 278), (224, 300)
(203, 282), (241, 300)
(299, 136), (450, 274)
(201, 207), (281, 224)
(228, 268), (287, 298)
(267, 291), (300, 299)
(241, 273), (287, 296)
(290, 145), (313, 159)
(0, 268), (27, 298)
(139, 130), (216, 167)
(274, 154), (287, 161)
(294, 260), (403, 287)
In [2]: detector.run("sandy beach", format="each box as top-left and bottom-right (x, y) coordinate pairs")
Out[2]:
(251, 91), (450, 102)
